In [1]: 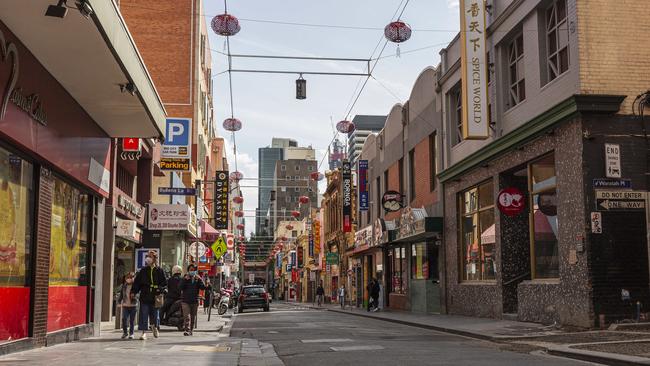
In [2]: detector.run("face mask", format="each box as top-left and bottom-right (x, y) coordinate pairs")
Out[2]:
(145, 257), (153, 265)
(189, 271), (197, 276)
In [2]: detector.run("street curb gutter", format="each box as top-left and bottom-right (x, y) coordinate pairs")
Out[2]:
(318, 306), (650, 366)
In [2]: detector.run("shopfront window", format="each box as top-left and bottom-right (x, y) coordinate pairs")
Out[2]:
(411, 243), (429, 280)
(48, 177), (90, 332)
(460, 180), (496, 281)
(389, 246), (408, 294)
(529, 154), (559, 279)
(0, 148), (34, 342)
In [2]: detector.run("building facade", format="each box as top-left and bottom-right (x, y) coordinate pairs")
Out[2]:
(347, 115), (386, 165)
(0, 1), (165, 353)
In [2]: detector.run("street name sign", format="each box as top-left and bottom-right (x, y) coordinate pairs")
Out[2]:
(158, 187), (196, 195)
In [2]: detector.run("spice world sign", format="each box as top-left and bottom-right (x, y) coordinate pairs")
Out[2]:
(460, 0), (489, 139)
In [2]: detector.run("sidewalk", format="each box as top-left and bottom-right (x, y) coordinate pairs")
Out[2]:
(0, 309), (283, 366)
(292, 301), (650, 365)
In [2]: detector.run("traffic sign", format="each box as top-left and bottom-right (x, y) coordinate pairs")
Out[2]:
(593, 178), (631, 189)
(211, 237), (227, 259)
(595, 191), (647, 200)
(158, 187), (196, 195)
(595, 190), (646, 211)
(605, 143), (621, 178)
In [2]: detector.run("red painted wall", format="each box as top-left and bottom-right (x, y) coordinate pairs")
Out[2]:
(0, 287), (30, 341)
(47, 286), (87, 333)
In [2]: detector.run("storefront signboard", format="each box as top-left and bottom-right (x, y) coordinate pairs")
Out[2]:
(342, 160), (352, 232)
(147, 204), (191, 230)
(326, 252), (339, 265)
(122, 138), (140, 152)
(313, 220), (321, 255)
(214, 171), (229, 229)
(374, 218), (386, 245)
(358, 160), (369, 211)
(382, 191), (403, 212)
(116, 192), (145, 223)
(497, 187), (525, 217)
(460, 0), (489, 139)
(189, 242), (207, 258)
(116, 218), (138, 242)
(355, 225), (373, 248)
(297, 246), (304, 268)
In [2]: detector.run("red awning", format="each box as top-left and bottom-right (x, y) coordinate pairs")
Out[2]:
(200, 220), (220, 241)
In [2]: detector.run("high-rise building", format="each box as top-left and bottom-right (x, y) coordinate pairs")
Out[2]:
(328, 140), (346, 170)
(348, 115), (386, 164)
(256, 146), (284, 236)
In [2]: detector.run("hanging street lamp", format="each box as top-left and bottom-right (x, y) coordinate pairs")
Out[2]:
(211, 14), (241, 37)
(296, 74), (306, 100)
(384, 21), (412, 57)
(336, 120), (356, 134)
(223, 118), (242, 132)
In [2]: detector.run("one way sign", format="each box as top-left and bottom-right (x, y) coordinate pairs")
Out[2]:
(596, 199), (645, 211)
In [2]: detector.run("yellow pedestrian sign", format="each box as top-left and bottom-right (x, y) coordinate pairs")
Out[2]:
(211, 237), (227, 259)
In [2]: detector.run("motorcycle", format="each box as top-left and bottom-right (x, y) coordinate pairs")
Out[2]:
(217, 288), (231, 315)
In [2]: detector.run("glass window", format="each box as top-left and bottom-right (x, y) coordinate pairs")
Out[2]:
(411, 243), (429, 280)
(508, 33), (526, 108)
(530, 154), (559, 278)
(546, 0), (569, 82)
(0, 149), (34, 342)
(48, 176), (90, 332)
(459, 180), (495, 281)
(451, 86), (463, 146)
(389, 246), (408, 294)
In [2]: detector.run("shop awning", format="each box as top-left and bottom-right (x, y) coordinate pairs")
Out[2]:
(393, 217), (443, 243)
(0, 1), (166, 138)
(200, 220), (220, 242)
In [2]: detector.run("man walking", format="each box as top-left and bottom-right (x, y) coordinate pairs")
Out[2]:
(370, 278), (381, 312)
(132, 250), (166, 340)
(180, 264), (206, 336)
(315, 282), (324, 307)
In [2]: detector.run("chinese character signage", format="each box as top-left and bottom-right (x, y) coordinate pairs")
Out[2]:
(342, 160), (352, 232)
(297, 247), (304, 268)
(313, 219), (321, 255)
(460, 0), (489, 139)
(147, 204), (191, 230)
(358, 160), (369, 211)
(214, 171), (229, 229)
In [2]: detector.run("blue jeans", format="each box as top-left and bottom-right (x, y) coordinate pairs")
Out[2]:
(138, 302), (158, 331)
(121, 306), (136, 335)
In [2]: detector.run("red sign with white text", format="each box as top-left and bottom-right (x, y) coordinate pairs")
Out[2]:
(497, 187), (526, 216)
(122, 138), (140, 152)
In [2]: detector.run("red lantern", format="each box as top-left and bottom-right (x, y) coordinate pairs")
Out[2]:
(233, 196), (244, 204)
(291, 210), (300, 218)
(384, 21), (412, 43)
(285, 224), (294, 230)
(279, 236), (287, 242)
(238, 235), (245, 242)
(299, 196), (310, 204)
(236, 223), (245, 230)
(230, 171), (243, 181)
(234, 211), (244, 217)
(211, 14), (241, 36)
(310, 171), (324, 181)
(222, 117), (242, 132)
(336, 120), (355, 134)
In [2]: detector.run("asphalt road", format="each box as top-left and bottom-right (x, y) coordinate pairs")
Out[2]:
(230, 303), (596, 366)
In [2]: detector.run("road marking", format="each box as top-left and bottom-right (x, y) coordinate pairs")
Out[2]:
(330, 345), (385, 352)
(268, 331), (279, 334)
(168, 345), (231, 352)
(301, 338), (353, 343)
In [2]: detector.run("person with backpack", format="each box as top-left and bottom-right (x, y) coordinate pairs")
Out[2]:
(132, 250), (167, 340)
(180, 264), (206, 336)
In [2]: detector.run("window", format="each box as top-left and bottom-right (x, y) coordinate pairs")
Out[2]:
(546, 0), (569, 81)
(292, 230), (298, 237)
(408, 149), (415, 201)
(294, 187), (300, 192)
(0, 148), (34, 342)
(389, 246), (408, 294)
(411, 242), (438, 280)
(49, 176), (90, 331)
(280, 165), (286, 171)
(529, 154), (559, 279)
(429, 132), (437, 192)
(285, 195), (291, 203)
(295, 165), (300, 171)
(116, 163), (134, 196)
(450, 85), (463, 145)
(376, 177), (381, 218)
(294, 176), (300, 181)
(508, 33), (526, 108)
(459, 180), (495, 281)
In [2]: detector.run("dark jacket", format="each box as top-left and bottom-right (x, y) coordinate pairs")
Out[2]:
(132, 265), (167, 304)
(370, 281), (380, 298)
(316, 286), (325, 296)
(166, 274), (182, 301)
(180, 275), (206, 304)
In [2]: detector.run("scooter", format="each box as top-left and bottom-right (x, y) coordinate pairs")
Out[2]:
(217, 288), (231, 315)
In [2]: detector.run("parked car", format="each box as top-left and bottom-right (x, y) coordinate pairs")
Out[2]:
(238, 285), (270, 313)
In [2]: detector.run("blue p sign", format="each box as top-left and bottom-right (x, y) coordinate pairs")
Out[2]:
(165, 118), (190, 146)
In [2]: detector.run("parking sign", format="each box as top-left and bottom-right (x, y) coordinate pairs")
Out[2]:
(162, 118), (192, 171)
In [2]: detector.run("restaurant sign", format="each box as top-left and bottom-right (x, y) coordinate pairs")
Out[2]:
(354, 225), (373, 248)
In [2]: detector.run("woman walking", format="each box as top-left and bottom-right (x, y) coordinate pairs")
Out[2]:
(180, 264), (206, 336)
(132, 250), (166, 340)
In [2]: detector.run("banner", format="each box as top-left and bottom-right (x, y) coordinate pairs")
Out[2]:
(313, 220), (321, 255)
(342, 160), (352, 232)
(358, 160), (369, 211)
(214, 171), (229, 229)
(297, 247), (304, 269)
(460, 0), (489, 139)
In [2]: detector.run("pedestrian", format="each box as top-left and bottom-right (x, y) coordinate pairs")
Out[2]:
(132, 250), (167, 340)
(203, 278), (213, 314)
(118, 272), (137, 339)
(338, 284), (346, 309)
(316, 282), (325, 307)
(161, 265), (182, 323)
(180, 264), (206, 336)
(366, 279), (374, 312)
(370, 278), (381, 312)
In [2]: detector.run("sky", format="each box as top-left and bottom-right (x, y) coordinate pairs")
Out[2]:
(204, 0), (461, 233)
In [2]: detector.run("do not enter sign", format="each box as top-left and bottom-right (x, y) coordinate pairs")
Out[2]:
(497, 187), (525, 216)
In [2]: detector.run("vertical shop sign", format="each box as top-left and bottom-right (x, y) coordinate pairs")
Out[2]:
(342, 160), (352, 232)
(297, 246), (304, 269)
(358, 160), (369, 211)
(214, 171), (229, 229)
(460, 0), (488, 139)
